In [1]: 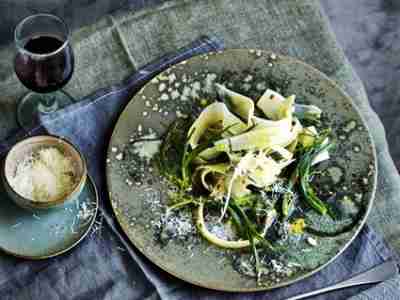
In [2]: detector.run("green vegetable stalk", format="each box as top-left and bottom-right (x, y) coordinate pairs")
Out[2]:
(291, 131), (334, 216)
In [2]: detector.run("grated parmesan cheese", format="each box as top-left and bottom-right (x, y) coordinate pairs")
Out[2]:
(9, 147), (76, 202)
(132, 140), (161, 162)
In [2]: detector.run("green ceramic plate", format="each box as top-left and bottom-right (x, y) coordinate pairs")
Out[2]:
(0, 175), (98, 259)
(106, 49), (376, 291)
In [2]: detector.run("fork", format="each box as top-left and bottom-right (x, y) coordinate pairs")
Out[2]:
(286, 260), (398, 300)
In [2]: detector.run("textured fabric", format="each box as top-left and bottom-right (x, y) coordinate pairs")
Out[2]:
(0, 0), (399, 298)
(322, 0), (400, 171)
(0, 36), (221, 300)
(0, 35), (396, 300)
(0, 0), (166, 47)
(349, 275), (400, 300)
(1, 0), (399, 257)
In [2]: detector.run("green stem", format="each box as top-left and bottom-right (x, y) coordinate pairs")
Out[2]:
(227, 206), (246, 239)
(249, 232), (261, 283)
(167, 199), (195, 212)
(230, 202), (274, 250)
(282, 192), (293, 217)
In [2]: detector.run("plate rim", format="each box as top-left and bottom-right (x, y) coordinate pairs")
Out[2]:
(106, 48), (377, 292)
(0, 174), (99, 260)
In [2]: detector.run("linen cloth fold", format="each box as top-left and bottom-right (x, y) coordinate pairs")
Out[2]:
(0, 36), (397, 300)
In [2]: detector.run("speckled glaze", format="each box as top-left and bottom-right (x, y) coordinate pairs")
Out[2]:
(106, 49), (377, 292)
(0, 175), (98, 259)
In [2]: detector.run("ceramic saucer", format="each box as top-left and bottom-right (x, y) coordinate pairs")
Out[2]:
(0, 175), (98, 259)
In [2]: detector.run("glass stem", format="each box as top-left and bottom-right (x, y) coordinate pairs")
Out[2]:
(38, 94), (58, 114)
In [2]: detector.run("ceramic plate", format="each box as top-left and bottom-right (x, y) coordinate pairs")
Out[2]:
(106, 49), (376, 291)
(0, 175), (98, 259)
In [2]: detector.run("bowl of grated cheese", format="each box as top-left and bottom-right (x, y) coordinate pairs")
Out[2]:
(2, 135), (87, 210)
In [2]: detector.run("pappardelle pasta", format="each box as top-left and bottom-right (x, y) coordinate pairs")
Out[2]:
(156, 83), (334, 283)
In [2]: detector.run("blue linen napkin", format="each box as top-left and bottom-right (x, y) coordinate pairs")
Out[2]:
(0, 36), (397, 300)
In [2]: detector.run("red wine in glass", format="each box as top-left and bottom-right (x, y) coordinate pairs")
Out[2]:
(14, 14), (75, 130)
(15, 35), (74, 93)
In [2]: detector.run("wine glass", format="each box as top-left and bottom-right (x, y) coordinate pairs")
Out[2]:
(14, 13), (75, 130)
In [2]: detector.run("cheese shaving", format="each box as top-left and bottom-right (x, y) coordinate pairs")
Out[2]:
(9, 147), (76, 202)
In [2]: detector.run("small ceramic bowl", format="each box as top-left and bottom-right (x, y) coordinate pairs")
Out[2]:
(2, 135), (87, 210)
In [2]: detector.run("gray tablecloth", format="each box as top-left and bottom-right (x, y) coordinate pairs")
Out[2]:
(0, 0), (400, 298)
(322, 0), (400, 171)
(0, 33), (395, 300)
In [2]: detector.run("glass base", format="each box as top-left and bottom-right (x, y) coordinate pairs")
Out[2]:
(17, 90), (74, 130)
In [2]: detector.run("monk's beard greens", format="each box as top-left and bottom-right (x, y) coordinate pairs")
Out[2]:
(154, 84), (333, 284)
